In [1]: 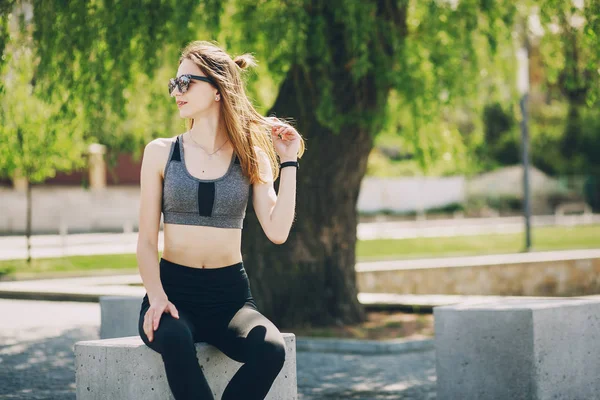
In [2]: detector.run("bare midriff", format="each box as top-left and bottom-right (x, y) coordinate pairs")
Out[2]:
(162, 223), (243, 269)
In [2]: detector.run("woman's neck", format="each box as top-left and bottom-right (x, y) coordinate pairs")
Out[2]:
(188, 118), (228, 152)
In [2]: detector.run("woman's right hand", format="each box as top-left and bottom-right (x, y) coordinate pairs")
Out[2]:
(143, 296), (180, 342)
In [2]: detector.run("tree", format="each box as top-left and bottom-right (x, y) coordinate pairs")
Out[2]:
(235, 0), (517, 327)
(3, 0), (597, 327)
(536, 0), (600, 173)
(0, 5), (86, 263)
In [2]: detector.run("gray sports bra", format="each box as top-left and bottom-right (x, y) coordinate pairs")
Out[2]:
(161, 134), (250, 229)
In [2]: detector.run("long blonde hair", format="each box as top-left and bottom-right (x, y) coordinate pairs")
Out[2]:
(179, 40), (305, 184)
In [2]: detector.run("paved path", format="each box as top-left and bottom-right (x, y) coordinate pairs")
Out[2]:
(1, 215), (598, 260)
(0, 299), (436, 399)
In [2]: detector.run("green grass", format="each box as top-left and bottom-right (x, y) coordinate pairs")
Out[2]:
(1, 225), (598, 279)
(0, 253), (150, 280)
(356, 224), (600, 261)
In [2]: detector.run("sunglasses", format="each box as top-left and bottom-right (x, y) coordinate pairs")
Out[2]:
(168, 74), (216, 96)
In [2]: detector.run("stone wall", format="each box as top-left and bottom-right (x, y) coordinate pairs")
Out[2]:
(0, 186), (143, 234)
(356, 251), (600, 297)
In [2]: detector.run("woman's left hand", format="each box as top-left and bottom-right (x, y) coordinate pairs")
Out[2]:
(269, 118), (301, 162)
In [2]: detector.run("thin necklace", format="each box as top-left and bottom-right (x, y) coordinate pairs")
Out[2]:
(186, 133), (229, 159)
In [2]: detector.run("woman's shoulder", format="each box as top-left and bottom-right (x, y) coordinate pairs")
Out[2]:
(142, 136), (180, 176)
(143, 135), (179, 157)
(146, 135), (178, 149)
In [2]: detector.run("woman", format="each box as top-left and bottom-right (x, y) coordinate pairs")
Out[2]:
(136, 40), (305, 400)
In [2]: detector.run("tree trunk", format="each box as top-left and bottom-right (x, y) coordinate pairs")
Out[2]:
(242, 73), (373, 327)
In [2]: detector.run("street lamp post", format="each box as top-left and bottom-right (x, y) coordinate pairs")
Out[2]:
(517, 43), (532, 251)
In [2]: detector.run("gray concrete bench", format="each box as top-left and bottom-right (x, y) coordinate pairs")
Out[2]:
(75, 334), (297, 400)
(434, 298), (600, 400)
(99, 295), (143, 339)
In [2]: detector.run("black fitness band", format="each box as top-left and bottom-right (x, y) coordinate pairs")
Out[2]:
(280, 161), (299, 171)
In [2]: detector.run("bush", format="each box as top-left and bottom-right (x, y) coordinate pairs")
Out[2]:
(425, 202), (465, 214)
(466, 194), (522, 213)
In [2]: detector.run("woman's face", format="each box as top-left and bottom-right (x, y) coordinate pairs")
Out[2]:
(172, 58), (219, 119)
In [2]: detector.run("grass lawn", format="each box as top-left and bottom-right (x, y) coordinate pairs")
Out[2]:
(356, 224), (600, 261)
(1, 224), (599, 280)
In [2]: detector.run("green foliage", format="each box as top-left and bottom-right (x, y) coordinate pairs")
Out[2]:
(2, 0), (521, 168)
(478, 102), (520, 167)
(467, 194), (522, 212)
(538, 0), (600, 107)
(560, 106), (600, 175)
(0, 0), (597, 179)
(0, 12), (86, 182)
(29, 0), (210, 163)
(528, 100), (567, 175)
(0, 1), (16, 94)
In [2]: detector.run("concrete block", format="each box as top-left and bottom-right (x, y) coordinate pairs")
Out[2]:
(75, 334), (297, 400)
(100, 295), (143, 339)
(434, 298), (600, 400)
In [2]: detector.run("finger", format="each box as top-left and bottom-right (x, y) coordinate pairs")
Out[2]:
(272, 130), (283, 140)
(168, 304), (180, 319)
(282, 127), (296, 136)
(277, 128), (292, 140)
(153, 309), (163, 330)
(282, 128), (293, 137)
(145, 309), (154, 330)
(147, 322), (153, 342)
(144, 314), (153, 342)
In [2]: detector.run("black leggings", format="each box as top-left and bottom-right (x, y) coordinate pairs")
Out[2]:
(138, 258), (286, 400)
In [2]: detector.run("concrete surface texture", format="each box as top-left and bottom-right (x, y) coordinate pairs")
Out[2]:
(434, 298), (600, 400)
(75, 334), (297, 400)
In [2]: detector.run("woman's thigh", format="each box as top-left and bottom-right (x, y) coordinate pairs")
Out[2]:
(206, 304), (286, 363)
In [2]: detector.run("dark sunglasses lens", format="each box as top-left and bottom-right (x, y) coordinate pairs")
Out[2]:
(179, 76), (190, 93)
(168, 76), (194, 95)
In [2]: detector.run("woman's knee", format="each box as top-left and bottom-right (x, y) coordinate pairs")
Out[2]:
(139, 314), (194, 354)
(248, 334), (286, 371)
(262, 339), (286, 371)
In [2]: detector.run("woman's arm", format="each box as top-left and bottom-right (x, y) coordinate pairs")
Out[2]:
(253, 122), (301, 244)
(136, 140), (168, 301)
(252, 148), (297, 244)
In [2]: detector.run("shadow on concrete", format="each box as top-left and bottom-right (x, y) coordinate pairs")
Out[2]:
(0, 326), (98, 400)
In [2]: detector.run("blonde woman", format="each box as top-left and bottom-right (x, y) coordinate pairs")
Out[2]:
(136, 40), (305, 400)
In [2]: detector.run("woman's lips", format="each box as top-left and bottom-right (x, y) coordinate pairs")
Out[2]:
(177, 101), (187, 108)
